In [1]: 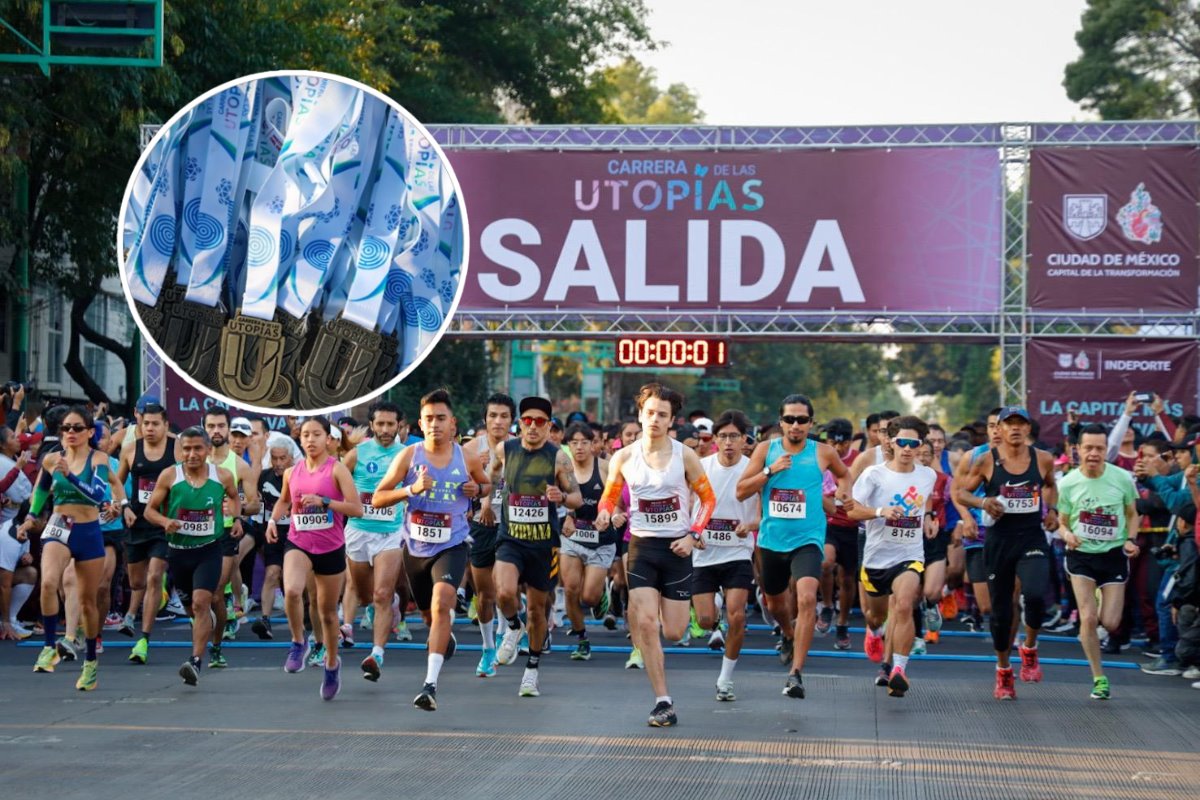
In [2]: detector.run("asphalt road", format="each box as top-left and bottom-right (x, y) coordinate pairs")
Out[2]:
(2, 616), (1198, 800)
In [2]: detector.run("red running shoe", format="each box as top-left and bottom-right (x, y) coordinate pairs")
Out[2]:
(994, 667), (1017, 700)
(1018, 645), (1042, 683)
(864, 629), (884, 663)
(887, 666), (910, 697)
(939, 593), (958, 620)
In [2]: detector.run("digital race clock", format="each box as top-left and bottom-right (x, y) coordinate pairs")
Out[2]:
(615, 337), (730, 368)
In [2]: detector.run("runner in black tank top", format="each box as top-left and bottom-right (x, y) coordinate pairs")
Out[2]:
(560, 423), (616, 661)
(115, 407), (175, 655)
(956, 406), (1059, 701)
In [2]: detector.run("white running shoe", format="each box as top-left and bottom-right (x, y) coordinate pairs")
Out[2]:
(497, 624), (525, 666)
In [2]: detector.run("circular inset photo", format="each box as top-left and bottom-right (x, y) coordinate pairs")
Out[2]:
(119, 70), (467, 414)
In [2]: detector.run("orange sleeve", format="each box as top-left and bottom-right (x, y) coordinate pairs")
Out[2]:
(690, 473), (716, 534)
(598, 470), (626, 516)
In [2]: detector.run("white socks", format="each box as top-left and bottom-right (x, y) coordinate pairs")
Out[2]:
(718, 656), (737, 683)
(425, 653), (445, 686)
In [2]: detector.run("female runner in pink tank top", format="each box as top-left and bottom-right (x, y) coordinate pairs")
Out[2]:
(265, 417), (362, 700)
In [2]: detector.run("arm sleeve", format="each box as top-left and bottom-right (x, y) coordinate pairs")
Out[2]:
(689, 473), (716, 533)
(1107, 413), (1132, 462)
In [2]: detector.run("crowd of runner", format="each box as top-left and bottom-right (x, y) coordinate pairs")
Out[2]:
(2, 382), (1198, 726)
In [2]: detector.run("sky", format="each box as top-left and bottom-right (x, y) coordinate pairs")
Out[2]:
(638, 0), (1091, 125)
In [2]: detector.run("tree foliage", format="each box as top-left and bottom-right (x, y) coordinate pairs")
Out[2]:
(1064, 0), (1200, 118)
(0, 0), (658, 402)
(595, 57), (704, 123)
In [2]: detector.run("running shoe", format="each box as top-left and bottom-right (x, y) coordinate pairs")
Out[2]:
(688, 609), (706, 641)
(924, 605), (943, 633)
(707, 628), (726, 652)
(476, 648), (498, 678)
(1182, 666), (1200, 680)
(834, 632), (851, 651)
(863, 629), (884, 663)
(165, 592), (187, 617)
(778, 636), (794, 666)
(208, 645), (227, 669)
(339, 623), (354, 649)
(924, 630), (940, 645)
(939, 593), (958, 620)
(1140, 656), (1183, 676)
(284, 641), (310, 673)
(95, 636), (104, 655)
(362, 604), (375, 630)
(570, 639), (592, 661)
(251, 617), (273, 640)
(783, 671), (805, 699)
(1018, 645), (1043, 682)
(518, 669), (540, 697)
(497, 624), (524, 666)
(103, 612), (123, 630)
(675, 627), (691, 647)
(7, 621), (31, 640)
(320, 658), (341, 701)
(413, 682), (437, 711)
(72, 659), (97, 691)
(647, 701), (677, 727)
(445, 632), (458, 661)
(222, 617), (239, 642)
(592, 587), (610, 621)
(887, 665), (909, 698)
(56, 637), (79, 662)
(307, 642), (326, 668)
(875, 662), (891, 687)
(1041, 605), (1063, 631)
(179, 658), (200, 686)
(910, 638), (927, 656)
(456, 592), (469, 617)
(129, 637), (149, 664)
(467, 595), (479, 624)
(816, 606), (833, 635)
(118, 612), (137, 637)
(361, 652), (383, 682)
(715, 679), (736, 702)
(603, 613), (618, 631)
(394, 619), (413, 642)
(1090, 675), (1110, 700)
(994, 667), (1017, 700)
(625, 648), (644, 670)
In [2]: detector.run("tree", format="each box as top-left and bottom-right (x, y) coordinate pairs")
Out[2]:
(595, 57), (704, 123)
(1064, 0), (1200, 118)
(894, 343), (999, 426)
(0, 0), (659, 402)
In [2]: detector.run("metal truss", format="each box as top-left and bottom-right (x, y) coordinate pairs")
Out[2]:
(449, 310), (1000, 342)
(1024, 312), (1198, 337)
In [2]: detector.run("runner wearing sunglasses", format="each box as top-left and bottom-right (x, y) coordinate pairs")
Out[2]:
(847, 416), (937, 697)
(489, 396), (582, 699)
(736, 394), (853, 701)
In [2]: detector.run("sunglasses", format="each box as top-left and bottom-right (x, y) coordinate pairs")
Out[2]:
(520, 416), (549, 428)
(893, 438), (922, 450)
(61, 423), (90, 434)
(780, 415), (812, 426)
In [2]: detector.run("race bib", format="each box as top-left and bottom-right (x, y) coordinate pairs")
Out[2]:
(768, 488), (806, 519)
(293, 507), (333, 532)
(507, 493), (549, 524)
(410, 510), (451, 543)
(1078, 510), (1119, 541)
(178, 508), (216, 538)
(136, 476), (155, 504)
(43, 513), (74, 544)
(571, 518), (599, 545)
(999, 484), (1040, 514)
(703, 517), (740, 547)
(884, 514), (922, 540)
(360, 492), (396, 522)
(637, 496), (683, 527)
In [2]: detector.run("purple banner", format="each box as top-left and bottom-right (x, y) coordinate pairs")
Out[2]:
(448, 149), (1002, 312)
(1027, 146), (1200, 311)
(1027, 339), (1199, 442)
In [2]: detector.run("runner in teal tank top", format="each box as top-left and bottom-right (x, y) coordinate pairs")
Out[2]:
(736, 394), (853, 702)
(342, 401), (407, 682)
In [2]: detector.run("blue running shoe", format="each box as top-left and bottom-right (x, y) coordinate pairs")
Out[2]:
(476, 648), (498, 678)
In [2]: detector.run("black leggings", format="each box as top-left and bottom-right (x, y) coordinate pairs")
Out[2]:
(984, 532), (1050, 653)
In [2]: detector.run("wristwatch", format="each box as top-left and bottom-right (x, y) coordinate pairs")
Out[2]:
(689, 531), (702, 542)
(320, 496), (331, 509)
(762, 466), (771, 477)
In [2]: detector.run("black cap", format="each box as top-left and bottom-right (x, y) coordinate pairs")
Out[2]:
(518, 396), (553, 418)
(550, 417), (563, 431)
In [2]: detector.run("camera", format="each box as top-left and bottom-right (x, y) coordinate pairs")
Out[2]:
(1134, 391), (1153, 403)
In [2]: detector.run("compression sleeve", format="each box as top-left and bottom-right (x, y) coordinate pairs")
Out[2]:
(598, 472), (626, 517)
(29, 470), (52, 515)
(689, 473), (716, 534)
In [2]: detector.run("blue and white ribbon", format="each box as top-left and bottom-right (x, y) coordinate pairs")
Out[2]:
(125, 113), (191, 306)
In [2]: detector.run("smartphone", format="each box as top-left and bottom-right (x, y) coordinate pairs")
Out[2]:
(1134, 392), (1153, 403)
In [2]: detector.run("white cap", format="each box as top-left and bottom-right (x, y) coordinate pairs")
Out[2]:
(329, 426), (343, 441)
(230, 417), (252, 436)
(693, 417), (714, 435)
